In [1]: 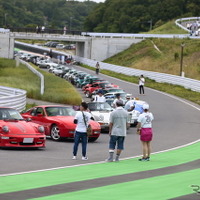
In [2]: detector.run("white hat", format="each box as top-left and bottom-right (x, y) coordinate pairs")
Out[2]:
(143, 104), (149, 110)
(126, 94), (132, 98)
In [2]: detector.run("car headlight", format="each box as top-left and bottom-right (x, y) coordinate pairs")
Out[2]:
(2, 126), (9, 133)
(38, 126), (45, 133)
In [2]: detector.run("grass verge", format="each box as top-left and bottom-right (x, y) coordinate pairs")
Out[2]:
(0, 58), (82, 105)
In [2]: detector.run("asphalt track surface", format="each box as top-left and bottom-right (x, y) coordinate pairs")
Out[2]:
(1, 65), (200, 199)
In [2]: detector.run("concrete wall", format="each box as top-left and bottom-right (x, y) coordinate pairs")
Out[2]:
(88, 37), (143, 61)
(0, 33), (14, 59)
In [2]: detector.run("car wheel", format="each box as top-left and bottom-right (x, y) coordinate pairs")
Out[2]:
(50, 125), (61, 141)
(88, 137), (98, 142)
(47, 65), (50, 69)
(85, 91), (90, 98)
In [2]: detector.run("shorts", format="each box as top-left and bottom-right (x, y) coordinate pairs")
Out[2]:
(109, 135), (125, 150)
(140, 128), (153, 142)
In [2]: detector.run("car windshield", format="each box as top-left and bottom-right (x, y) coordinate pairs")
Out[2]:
(88, 102), (113, 111)
(0, 108), (23, 120)
(45, 107), (76, 116)
(99, 82), (110, 88)
(107, 88), (124, 93)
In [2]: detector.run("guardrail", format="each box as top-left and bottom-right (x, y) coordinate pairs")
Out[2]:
(18, 59), (44, 95)
(75, 56), (200, 93)
(15, 35), (200, 93)
(175, 16), (200, 32)
(0, 86), (26, 112)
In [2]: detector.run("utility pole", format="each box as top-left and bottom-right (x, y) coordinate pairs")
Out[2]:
(148, 19), (152, 31)
(180, 43), (185, 77)
(69, 17), (73, 31)
(4, 13), (8, 28)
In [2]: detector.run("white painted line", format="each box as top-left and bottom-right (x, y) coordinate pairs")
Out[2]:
(1, 138), (200, 177)
(1, 71), (199, 177)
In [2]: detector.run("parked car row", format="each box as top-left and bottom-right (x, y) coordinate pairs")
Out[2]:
(48, 66), (148, 130)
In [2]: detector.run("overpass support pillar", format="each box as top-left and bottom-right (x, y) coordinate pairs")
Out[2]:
(0, 33), (14, 59)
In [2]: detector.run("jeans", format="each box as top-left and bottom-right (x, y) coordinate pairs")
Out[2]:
(73, 131), (88, 157)
(109, 135), (125, 150)
(139, 85), (144, 94)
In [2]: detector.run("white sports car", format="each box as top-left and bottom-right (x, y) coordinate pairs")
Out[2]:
(87, 102), (113, 132)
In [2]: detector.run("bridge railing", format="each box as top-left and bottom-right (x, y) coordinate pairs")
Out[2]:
(175, 17), (200, 32)
(0, 86), (26, 112)
(75, 56), (200, 93)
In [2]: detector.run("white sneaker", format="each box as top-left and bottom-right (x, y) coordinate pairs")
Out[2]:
(72, 156), (77, 160)
(82, 156), (88, 160)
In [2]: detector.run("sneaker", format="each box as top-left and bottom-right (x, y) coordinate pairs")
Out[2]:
(138, 157), (146, 161)
(82, 156), (88, 160)
(138, 157), (150, 161)
(72, 156), (77, 160)
(105, 158), (113, 162)
(145, 157), (150, 161)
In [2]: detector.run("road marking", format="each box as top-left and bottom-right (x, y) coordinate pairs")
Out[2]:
(1, 138), (200, 177)
(1, 69), (199, 177)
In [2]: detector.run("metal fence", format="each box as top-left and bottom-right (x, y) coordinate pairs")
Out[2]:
(75, 56), (200, 93)
(0, 86), (26, 112)
(19, 59), (44, 95)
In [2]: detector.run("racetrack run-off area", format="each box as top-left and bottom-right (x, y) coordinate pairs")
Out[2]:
(0, 141), (200, 199)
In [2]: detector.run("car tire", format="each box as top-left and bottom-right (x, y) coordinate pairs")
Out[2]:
(88, 137), (98, 142)
(50, 125), (61, 141)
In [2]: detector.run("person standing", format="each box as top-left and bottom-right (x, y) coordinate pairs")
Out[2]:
(41, 26), (45, 33)
(106, 100), (129, 162)
(112, 93), (125, 109)
(137, 104), (154, 161)
(93, 90), (106, 102)
(139, 75), (145, 95)
(72, 102), (93, 160)
(95, 62), (100, 75)
(63, 26), (67, 35)
(124, 94), (135, 111)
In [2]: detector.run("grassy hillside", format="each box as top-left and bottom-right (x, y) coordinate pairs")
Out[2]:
(105, 38), (200, 80)
(148, 20), (188, 34)
(105, 19), (200, 80)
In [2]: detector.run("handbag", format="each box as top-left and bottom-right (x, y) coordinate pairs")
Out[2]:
(82, 112), (92, 136)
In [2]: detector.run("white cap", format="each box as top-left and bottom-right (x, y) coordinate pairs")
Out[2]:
(143, 104), (149, 110)
(126, 94), (132, 98)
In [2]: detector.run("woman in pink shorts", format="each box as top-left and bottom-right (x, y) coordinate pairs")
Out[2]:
(137, 104), (154, 161)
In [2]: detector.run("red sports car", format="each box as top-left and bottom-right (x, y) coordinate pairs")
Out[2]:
(0, 107), (46, 148)
(21, 105), (101, 142)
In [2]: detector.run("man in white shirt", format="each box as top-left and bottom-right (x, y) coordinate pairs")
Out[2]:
(139, 75), (145, 95)
(93, 90), (106, 102)
(124, 94), (135, 111)
(112, 93), (125, 108)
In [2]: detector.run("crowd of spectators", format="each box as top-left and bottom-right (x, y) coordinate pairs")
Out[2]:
(186, 21), (200, 36)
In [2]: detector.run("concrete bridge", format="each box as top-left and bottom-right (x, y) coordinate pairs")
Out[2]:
(0, 32), (144, 61)
(0, 17), (199, 61)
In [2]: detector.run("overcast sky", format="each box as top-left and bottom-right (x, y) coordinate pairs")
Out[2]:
(77, 0), (105, 2)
